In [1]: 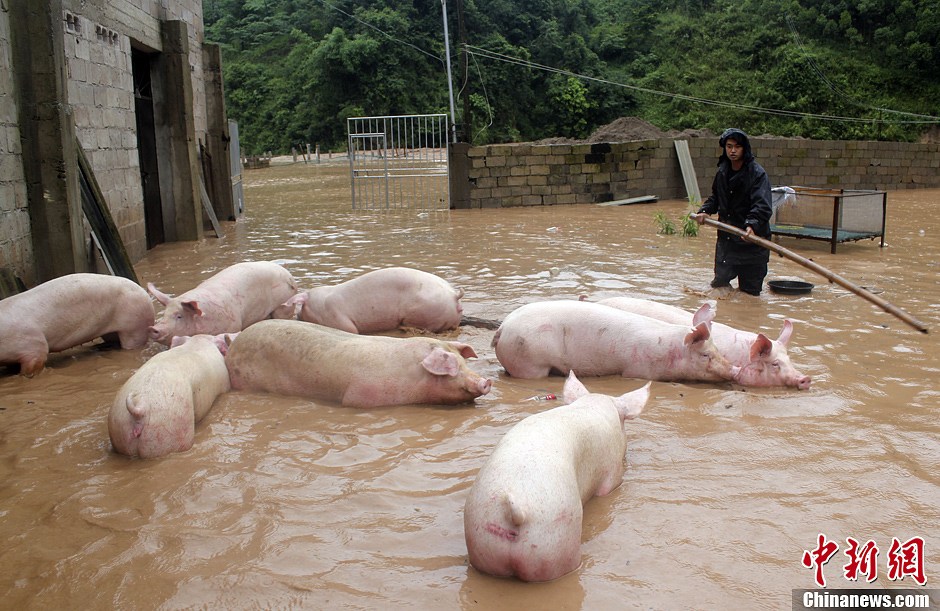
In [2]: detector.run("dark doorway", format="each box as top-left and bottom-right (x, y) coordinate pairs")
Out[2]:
(132, 47), (164, 249)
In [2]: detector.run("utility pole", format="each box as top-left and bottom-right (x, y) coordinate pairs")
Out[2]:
(441, 0), (457, 144)
(457, 0), (471, 142)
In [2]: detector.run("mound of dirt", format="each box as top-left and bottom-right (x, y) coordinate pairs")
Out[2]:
(531, 117), (716, 145)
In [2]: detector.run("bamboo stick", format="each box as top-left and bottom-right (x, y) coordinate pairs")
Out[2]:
(699, 217), (929, 334)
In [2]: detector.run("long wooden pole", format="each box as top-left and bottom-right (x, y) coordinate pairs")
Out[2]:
(699, 217), (928, 334)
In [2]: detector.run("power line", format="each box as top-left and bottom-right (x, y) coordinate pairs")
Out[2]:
(311, 0), (444, 66)
(307, 0), (939, 126)
(784, 14), (940, 121)
(465, 45), (940, 125)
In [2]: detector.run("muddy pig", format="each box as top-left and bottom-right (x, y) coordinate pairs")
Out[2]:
(109, 334), (231, 458)
(464, 371), (651, 581)
(147, 261), (297, 345)
(274, 267), (464, 333)
(0, 273), (154, 376)
(225, 319), (491, 407)
(492, 300), (739, 383)
(596, 296), (811, 389)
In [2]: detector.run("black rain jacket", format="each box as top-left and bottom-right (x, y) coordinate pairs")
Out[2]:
(698, 128), (773, 262)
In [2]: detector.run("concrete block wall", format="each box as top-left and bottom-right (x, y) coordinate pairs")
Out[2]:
(467, 137), (940, 208)
(0, 7), (33, 286)
(63, 13), (148, 262)
(61, 0), (207, 263)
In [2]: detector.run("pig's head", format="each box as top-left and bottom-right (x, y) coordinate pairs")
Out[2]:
(147, 284), (204, 346)
(419, 341), (492, 403)
(270, 292), (308, 320)
(732, 320), (811, 389)
(562, 371), (651, 423)
(109, 391), (193, 459)
(684, 322), (740, 382)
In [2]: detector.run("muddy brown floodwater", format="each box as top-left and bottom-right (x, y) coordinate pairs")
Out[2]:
(2, 160), (938, 610)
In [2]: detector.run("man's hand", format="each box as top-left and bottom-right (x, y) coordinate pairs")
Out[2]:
(689, 212), (707, 225)
(744, 225), (755, 237)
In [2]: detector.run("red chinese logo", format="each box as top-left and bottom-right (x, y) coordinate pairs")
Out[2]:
(803, 534), (927, 588)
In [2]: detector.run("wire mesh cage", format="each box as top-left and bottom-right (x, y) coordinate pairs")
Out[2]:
(769, 186), (887, 253)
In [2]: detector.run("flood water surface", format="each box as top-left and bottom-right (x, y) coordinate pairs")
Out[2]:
(1, 161), (938, 609)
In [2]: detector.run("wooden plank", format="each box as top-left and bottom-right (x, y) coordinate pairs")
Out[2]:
(199, 172), (224, 238)
(674, 139), (701, 203)
(0, 268), (26, 299)
(596, 195), (659, 206)
(76, 141), (139, 283)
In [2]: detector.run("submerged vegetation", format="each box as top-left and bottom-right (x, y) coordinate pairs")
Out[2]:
(204, 0), (940, 155)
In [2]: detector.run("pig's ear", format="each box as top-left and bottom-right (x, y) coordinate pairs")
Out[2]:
(447, 341), (477, 360)
(777, 319), (794, 347)
(749, 334), (773, 361)
(684, 322), (711, 345)
(213, 333), (233, 355)
(692, 302), (716, 326)
(615, 381), (652, 422)
(181, 300), (204, 317)
(289, 292), (309, 306)
(421, 347), (459, 377)
(170, 335), (189, 348)
(562, 370), (589, 404)
(147, 282), (171, 305)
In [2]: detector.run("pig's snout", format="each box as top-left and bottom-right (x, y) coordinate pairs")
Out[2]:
(477, 377), (493, 395)
(796, 375), (812, 390)
(148, 325), (172, 345)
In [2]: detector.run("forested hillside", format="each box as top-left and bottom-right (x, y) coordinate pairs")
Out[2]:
(203, 0), (940, 155)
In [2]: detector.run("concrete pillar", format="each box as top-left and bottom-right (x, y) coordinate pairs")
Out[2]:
(9, 0), (86, 281)
(202, 43), (235, 222)
(158, 20), (202, 241)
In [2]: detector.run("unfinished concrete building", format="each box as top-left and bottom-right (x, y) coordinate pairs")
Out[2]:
(1, 0), (235, 292)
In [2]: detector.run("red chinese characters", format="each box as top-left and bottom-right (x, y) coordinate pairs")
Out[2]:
(803, 533), (840, 587)
(803, 534), (927, 588)
(887, 536), (926, 585)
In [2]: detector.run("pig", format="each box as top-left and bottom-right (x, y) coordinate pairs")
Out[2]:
(492, 300), (739, 383)
(596, 296), (811, 389)
(109, 333), (231, 458)
(273, 267), (464, 334)
(225, 319), (492, 408)
(0, 273), (154, 376)
(147, 261), (297, 345)
(464, 371), (651, 582)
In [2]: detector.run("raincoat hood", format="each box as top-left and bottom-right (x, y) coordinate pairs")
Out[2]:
(717, 127), (754, 166)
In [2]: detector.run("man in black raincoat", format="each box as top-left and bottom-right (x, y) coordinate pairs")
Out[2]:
(692, 128), (773, 295)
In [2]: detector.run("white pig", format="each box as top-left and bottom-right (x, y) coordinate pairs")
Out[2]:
(273, 267), (463, 333)
(464, 371), (651, 582)
(109, 333), (231, 458)
(492, 300), (739, 383)
(0, 273), (154, 376)
(147, 261), (297, 345)
(596, 296), (811, 389)
(225, 319), (491, 408)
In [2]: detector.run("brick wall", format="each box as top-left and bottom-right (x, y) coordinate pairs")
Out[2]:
(467, 137), (940, 208)
(62, 0), (207, 262)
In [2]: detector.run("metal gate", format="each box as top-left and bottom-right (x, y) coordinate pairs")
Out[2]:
(347, 114), (450, 210)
